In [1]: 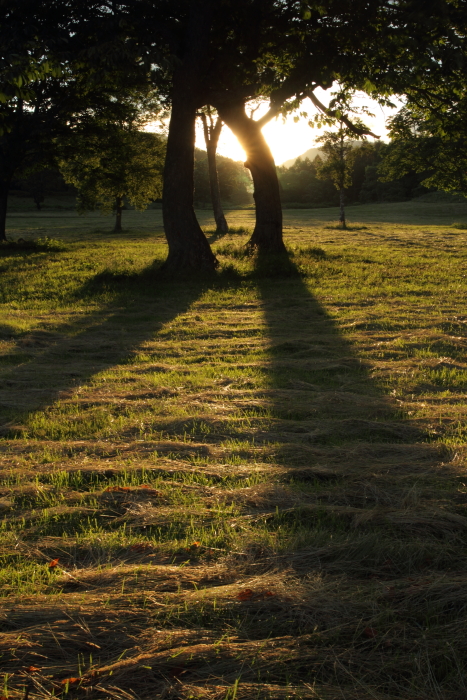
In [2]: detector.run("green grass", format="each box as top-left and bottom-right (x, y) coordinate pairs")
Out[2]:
(0, 200), (467, 699)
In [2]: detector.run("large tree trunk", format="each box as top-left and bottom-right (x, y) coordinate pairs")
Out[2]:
(161, 2), (218, 274)
(114, 196), (123, 232)
(0, 181), (9, 242)
(217, 102), (284, 253)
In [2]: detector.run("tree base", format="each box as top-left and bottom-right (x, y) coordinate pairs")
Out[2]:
(161, 245), (219, 276)
(246, 226), (286, 254)
(215, 216), (229, 235)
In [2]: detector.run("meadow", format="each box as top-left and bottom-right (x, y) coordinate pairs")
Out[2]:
(1, 198), (467, 699)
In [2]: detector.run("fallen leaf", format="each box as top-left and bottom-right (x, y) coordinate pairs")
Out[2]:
(25, 666), (41, 673)
(236, 588), (254, 601)
(363, 627), (378, 638)
(60, 678), (80, 686)
(48, 558), (59, 569)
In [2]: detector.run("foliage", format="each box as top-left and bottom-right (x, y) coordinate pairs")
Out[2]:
(194, 149), (252, 206)
(315, 127), (366, 192)
(379, 104), (467, 195)
(279, 142), (433, 206)
(59, 127), (165, 216)
(277, 156), (337, 205)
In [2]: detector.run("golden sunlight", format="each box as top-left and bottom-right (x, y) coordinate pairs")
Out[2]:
(195, 91), (402, 165)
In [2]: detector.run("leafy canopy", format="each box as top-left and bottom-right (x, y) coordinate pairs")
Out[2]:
(59, 127), (165, 214)
(379, 101), (467, 194)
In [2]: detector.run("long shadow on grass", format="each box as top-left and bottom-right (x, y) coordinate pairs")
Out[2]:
(0, 267), (209, 436)
(253, 250), (460, 579)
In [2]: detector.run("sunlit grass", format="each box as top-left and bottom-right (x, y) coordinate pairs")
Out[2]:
(1, 203), (467, 699)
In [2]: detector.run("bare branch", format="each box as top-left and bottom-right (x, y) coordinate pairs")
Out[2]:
(256, 104), (282, 128)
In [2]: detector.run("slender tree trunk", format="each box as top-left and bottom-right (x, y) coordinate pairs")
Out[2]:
(0, 181), (9, 242)
(201, 114), (228, 234)
(114, 196), (123, 232)
(207, 141), (228, 234)
(217, 101), (284, 253)
(339, 188), (346, 229)
(161, 2), (218, 274)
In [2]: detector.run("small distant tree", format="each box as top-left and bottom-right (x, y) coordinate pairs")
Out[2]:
(198, 107), (229, 234)
(29, 179), (45, 211)
(60, 127), (165, 232)
(315, 125), (366, 229)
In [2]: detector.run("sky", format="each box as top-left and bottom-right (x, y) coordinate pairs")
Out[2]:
(195, 89), (403, 165)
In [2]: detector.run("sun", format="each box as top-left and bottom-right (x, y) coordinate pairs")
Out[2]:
(195, 91), (401, 165)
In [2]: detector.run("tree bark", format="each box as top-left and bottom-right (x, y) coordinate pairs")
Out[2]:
(114, 196), (123, 232)
(217, 101), (285, 253)
(207, 143), (228, 233)
(0, 182), (9, 242)
(339, 188), (346, 229)
(161, 2), (218, 274)
(201, 113), (228, 234)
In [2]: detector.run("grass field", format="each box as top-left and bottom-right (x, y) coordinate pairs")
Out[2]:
(1, 199), (467, 699)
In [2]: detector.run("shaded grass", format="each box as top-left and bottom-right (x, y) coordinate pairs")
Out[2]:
(0, 212), (467, 699)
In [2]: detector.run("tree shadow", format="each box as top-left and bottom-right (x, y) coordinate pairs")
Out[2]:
(253, 249), (461, 578)
(205, 229), (230, 244)
(0, 267), (210, 434)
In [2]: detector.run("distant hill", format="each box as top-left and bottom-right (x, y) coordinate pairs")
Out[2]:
(281, 147), (321, 169)
(280, 141), (366, 169)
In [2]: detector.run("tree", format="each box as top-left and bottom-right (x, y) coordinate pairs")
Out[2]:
(0, 0), (148, 241)
(157, 1), (219, 273)
(15, 167), (73, 210)
(379, 102), (467, 195)
(315, 126), (366, 228)
(0, 0), (70, 239)
(114, 0), (467, 272)
(198, 108), (229, 233)
(59, 127), (165, 232)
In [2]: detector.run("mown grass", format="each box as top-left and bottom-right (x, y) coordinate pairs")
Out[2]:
(1, 202), (467, 699)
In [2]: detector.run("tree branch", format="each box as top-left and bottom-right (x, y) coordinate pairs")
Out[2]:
(211, 116), (223, 147)
(199, 112), (210, 146)
(256, 104), (282, 128)
(308, 91), (380, 139)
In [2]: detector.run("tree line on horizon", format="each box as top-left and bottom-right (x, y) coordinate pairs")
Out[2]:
(1, 0), (467, 274)
(11, 138), (442, 220)
(278, 142), (439, 209)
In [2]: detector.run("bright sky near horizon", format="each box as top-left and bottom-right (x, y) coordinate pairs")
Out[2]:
(195, 89), (403, 165)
